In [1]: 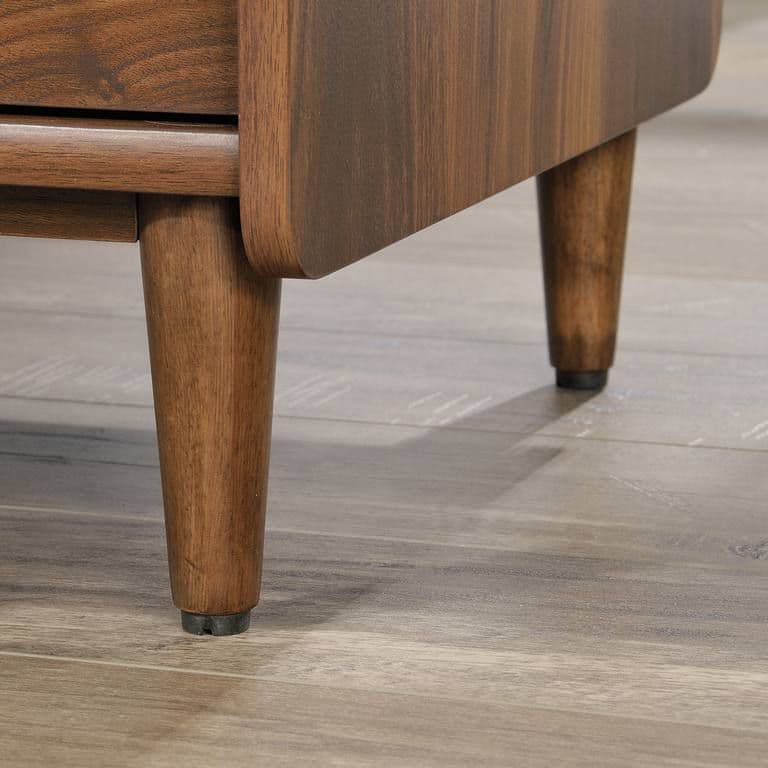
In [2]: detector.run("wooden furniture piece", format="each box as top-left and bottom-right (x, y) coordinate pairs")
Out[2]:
(0, 1), (722, 635)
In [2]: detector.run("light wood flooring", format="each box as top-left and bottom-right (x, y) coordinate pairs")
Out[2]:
(1, 3), (767, 765)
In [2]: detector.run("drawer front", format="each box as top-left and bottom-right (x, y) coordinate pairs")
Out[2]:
(0, 1), (237, 114)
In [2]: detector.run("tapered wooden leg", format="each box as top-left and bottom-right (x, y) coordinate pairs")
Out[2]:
(139, 195), (280, 635)
(537, 129), (636, 390)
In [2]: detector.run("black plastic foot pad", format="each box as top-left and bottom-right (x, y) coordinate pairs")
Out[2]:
(181, 610), (251, 636)
(556, 370), (608, 391)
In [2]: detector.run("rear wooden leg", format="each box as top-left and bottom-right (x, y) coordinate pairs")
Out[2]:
(139, 195), (280, 635)
(537, 129), (636, 390)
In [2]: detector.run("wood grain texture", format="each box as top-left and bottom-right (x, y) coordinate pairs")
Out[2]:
(3, 657), (765, 768)
(0, 116), (238, 196)
(240, 0), (722, 278)
(538, 130), (636, 376)
(0, 186), (136, 242)
(139, 196), (281, 616)
(0, 5), (766, 758)
(0, 0), (237, 114)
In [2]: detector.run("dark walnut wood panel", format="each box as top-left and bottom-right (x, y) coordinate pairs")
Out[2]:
(0, 117), (238, 196)
(0, 1), (237, 114)
(240, 0), (722, 278)
(0, 186), (136, 242)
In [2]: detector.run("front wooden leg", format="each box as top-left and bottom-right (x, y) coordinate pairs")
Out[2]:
(139, 195), (280, 635)
(537, 129), (636, 390)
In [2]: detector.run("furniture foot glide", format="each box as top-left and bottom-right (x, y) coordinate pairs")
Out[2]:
(556, 370), (608, 391)
(181, 611), (252, 637)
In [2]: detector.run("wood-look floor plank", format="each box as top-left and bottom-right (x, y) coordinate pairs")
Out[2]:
(4, 656), (767, 768)
(2, 497), (768, 728)
(0, 311), (766, 453)
(1, 414), (767, 567)
(2, 243), (768, 353)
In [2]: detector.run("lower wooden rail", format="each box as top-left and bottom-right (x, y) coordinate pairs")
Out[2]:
(0, 116), (238, 197)
(0, 186), (137, 242)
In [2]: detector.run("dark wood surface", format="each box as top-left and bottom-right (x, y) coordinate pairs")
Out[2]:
(0, 186), (136, 242)
(0, 117), (238, 196)
(139, 196), (281, 616)
(538, 130), (636, 375)
(0, 1), (236, 114)
(240, 0), (722, 278)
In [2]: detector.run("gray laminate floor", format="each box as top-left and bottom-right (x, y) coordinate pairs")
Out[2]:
(1, 4), (767, 766)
